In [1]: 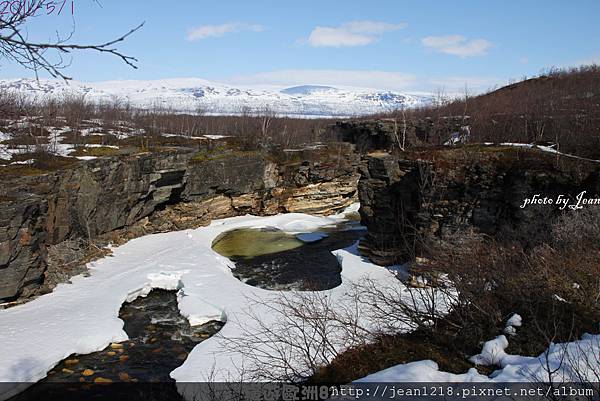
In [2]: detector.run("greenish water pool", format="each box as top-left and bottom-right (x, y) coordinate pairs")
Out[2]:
(211, 227), (304, 259)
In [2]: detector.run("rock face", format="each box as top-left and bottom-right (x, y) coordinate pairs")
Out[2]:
(358, 147), (600, 265)
(329, 120), (413, 153)
(328, 117), (469, 153)
(0, 144), (359, 300)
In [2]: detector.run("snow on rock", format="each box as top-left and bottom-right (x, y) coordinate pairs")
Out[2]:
(384, 263), (411, 281)
(506, 313), (522, 328)
(356, 360), (487, 382)
(499, 143), (600, 163)
(340, 202), (360, 215)
(86, 144), (120, 149)
(203, 135), (230, 140)
(471, 314), (524, 365)
(504, 313), (522, 336)
(9, 159), (34, 165)
(356, 333), (600, 384)
(469, 335), (510, 366)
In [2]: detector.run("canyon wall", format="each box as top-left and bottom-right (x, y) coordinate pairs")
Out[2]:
(0, 144), (359, 300)
(5, 118), (600, 301)
(358, 146), (600, 265)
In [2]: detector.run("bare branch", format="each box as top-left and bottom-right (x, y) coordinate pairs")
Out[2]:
(0, 1), (142, 80)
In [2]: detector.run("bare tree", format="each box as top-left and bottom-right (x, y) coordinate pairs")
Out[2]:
(259, 106), (275, 147)
(221, 278), (456, 382)
(0, 1), (143, 80)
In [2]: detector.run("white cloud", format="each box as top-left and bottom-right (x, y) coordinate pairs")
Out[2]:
(187, 23), (264, 41)
(306, 20), (406, 48)
(421, 35), (491, 57)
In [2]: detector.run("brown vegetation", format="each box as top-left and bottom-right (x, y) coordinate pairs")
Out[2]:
(377, 65), (600, 159)
(0, 93), (334, 153)
(313, 206), (600, 383)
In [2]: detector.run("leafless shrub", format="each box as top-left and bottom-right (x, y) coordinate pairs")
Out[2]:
(551, 205), (600, 252)
(522, 332), (600, 401)
(375, 65), (600, 158)
(221, 276), (457, 382)
(0, 90), (29, 119)
(566, 335), (600, 389)
(426, 206), (600, 359)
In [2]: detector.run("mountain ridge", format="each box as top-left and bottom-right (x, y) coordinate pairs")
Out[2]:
(0, 78), (430, 118)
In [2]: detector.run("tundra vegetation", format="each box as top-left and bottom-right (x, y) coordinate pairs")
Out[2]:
(374, 65), (600, 159)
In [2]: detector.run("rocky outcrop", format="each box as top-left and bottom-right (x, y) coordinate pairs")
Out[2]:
(358, 146), (600, 265)
(0, 144), (359, 301)
(329, 120), (413, 153)
(328, 116), (473, 153)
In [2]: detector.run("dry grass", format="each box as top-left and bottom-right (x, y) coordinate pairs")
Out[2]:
(68, 146), (122, 158)
(309, 329), (474, 385)
(190, 148), (260, 163)
(0, 153), (77, 177)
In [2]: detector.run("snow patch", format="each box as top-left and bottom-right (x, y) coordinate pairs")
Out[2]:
(469, 335), (510, 366)
(0, 210), (406, 400)
(356, 360), (486, 382)
(357, 333), (600, 383)
(506, 313), (522, 328)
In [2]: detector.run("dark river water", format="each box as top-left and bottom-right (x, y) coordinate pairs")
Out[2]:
(212, 220), (366, 291)
(10, 219), (365, 400)
(10, 290), (223, 400)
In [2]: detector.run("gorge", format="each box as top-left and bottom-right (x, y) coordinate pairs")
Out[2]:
(1, 120), (599, 401)
(3, 121), (600, 302)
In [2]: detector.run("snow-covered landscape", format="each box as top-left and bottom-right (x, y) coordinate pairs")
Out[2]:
(1, 208), (597, 401)
(1, 2), (600, 401)
(0, 78), (430, 118)
(0, 207), (432, 399)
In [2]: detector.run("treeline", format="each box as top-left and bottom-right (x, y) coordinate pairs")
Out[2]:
(3, 64), (599, 156)
(0, 91), (333, 150)
(376, 64), (600, 159)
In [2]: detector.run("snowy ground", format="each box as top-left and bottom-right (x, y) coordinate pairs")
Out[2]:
(0, 117), (226, 165)
(0, 207), (441, 400)
(1, 207), (597, 401)
(357, 314), (600, 384)
(499, 142), (600, 163)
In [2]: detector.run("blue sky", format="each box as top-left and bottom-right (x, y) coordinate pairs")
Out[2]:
(1, 0), (599, 93)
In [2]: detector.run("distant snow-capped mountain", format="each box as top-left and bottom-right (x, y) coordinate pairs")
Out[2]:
(0, 78), (430, 117)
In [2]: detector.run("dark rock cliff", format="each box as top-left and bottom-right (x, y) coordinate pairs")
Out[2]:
(328, 117), (468, 153)
(358, 146), (600, 265)
(0, 144), (359, 301)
